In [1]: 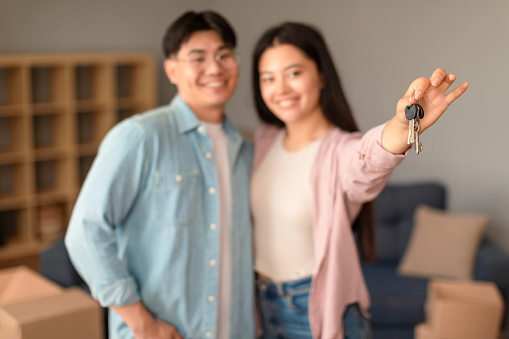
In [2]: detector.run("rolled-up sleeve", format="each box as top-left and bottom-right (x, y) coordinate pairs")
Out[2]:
(65, 120), (149, 307)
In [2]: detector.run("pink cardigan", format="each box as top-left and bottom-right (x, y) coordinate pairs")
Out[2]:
(252, 123), (406, 339)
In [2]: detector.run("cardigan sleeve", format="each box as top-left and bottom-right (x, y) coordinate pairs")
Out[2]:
(338, 123), (407, 203)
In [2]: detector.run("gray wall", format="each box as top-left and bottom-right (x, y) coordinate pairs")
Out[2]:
(2, 0), (508, 252)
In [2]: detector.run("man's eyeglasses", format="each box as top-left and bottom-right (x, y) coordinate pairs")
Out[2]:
(174, 50), (239, 72)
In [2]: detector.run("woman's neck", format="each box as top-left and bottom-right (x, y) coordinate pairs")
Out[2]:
(283, 111), (332, 151)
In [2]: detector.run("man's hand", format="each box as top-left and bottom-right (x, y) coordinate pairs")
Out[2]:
(134, 319), (183, 339)
(111, 302), (183, 339)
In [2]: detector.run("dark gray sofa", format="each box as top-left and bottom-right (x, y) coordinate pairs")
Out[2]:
(364, 182), (509, 339)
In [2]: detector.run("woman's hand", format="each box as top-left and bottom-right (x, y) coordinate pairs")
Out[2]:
(396, 68), (469, 132)
(382, 68), (469, 154)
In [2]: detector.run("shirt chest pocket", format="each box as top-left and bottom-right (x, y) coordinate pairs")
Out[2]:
(154, 171), (200, 227)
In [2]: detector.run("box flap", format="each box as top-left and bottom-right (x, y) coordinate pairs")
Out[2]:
(428, 279), (504, 310)
(0, 288), (104, 339)
(1, 288), (99, 324)
(426, 279), (505, 339)
(0, 266), (62, 305)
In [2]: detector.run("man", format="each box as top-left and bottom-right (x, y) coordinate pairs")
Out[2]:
(65, 11), (255, 339)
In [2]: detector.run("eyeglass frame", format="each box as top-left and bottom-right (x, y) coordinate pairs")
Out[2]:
(171, 48), (240, 72)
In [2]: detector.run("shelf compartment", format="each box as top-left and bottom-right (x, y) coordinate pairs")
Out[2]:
(35, 158), (71, 195)
(0, 208), (28, 247)
(116, 63), (148, 99)
(0, 66), (23, 107)
(117, 108), (141, 122)
(75, 64), (109, 102)
(76, 109), (112, 145)
(32, 112), (70, 150)
(78, 155), (95, 185)
(0, 115), (26, 154)
(30, 65), (66, 104)
(0, 163), (27, 200)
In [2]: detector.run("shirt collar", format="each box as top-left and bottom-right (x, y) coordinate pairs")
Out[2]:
(170, 95), (201, 134)
(169, 95), (243, 144)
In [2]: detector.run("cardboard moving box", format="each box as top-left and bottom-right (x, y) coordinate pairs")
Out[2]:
(424, 279), (504, 339)
(0, 266), (62, 304)
(415, 322), (506, 339)
(0, 266), (104, 339)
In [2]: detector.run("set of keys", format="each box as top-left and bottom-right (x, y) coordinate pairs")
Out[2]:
(405, 98), (424, 154)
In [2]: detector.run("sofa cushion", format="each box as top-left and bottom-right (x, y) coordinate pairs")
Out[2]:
(363, 260), (427, 326)
(397, 205), (489, 280)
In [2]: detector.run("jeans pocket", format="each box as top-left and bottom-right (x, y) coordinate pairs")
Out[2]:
(287, 289), (309, 313)
(154, 171), (200, 227)
(343, 304), (373, 339)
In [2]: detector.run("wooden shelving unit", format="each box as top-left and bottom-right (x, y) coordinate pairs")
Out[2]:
(0, 53), (157, 269)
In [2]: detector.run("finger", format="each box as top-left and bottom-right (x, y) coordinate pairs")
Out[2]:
(430, 67), (447, 87)
(406, 77), (431, 102)
(436, 73), (456, 93)
(445, 81), (470, 105)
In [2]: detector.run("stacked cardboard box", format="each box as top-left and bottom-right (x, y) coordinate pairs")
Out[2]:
(0, 266), (103, 339)
(415, 279), (504, 339)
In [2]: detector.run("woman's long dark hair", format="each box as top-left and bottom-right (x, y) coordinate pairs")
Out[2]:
(252, 22), (377, 262)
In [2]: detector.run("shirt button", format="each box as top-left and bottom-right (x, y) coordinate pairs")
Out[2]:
(209, 187), (216, 194)
(206, 332), (212, 338)
(175, 175), (182, 182)
(197, 126), (204, 133)
(208, 295), (215, 302)
(210, 223), (217, 230)
(210, 259), (216, 266)
(205, 152), (212, 158)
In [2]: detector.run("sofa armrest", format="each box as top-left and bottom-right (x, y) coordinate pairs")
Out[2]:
(475, 238), (509, 330)
(475, 238), (509, 284)
(475, 238), (509, 295)
(39, 235), (85, 288)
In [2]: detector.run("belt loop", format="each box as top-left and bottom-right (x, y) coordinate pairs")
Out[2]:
(275, 281), (284, 296)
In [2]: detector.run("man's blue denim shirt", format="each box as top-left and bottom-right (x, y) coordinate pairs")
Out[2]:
(65, 95), (255, 339)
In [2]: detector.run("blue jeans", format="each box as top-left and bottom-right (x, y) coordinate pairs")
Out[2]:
(256, 276), (373, 339)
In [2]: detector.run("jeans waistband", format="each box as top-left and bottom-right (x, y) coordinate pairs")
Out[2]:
(256, 275), (312, 296)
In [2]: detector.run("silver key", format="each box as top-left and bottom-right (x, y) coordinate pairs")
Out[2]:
(413, 115), (422, 154)
(408, 119), (415, 145)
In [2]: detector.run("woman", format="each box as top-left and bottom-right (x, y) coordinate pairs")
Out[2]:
(250, 22), (468, 339)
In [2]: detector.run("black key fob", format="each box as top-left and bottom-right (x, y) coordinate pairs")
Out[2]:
(405, 104), (417, 120)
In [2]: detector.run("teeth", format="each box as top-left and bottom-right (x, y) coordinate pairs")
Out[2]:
(204, 81), (225, 88)
(279, 99), (296, 107)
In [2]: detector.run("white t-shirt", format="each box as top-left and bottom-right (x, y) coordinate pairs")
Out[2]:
(251, 130), (322, 282)
(202, 121), (231, 339)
